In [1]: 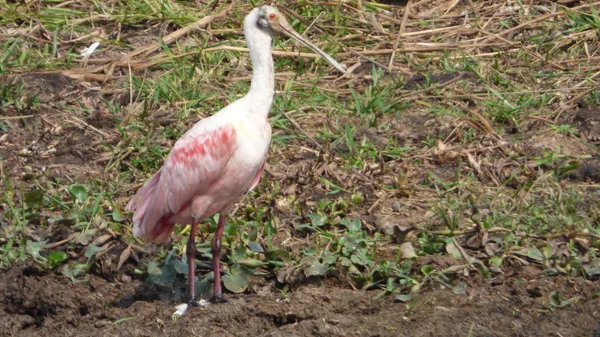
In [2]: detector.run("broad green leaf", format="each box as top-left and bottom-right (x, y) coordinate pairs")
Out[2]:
(265, 248), (290, 261)
(222, 267), (249, 293)
(224, 220), (237, 237)
(147, 261), (177, 286)
(172, 258), (189, 275)
(48, 216), (77, 227)
(489, 255), (504, 267)
(112, 207), (123, 222)
(347, 264), (361, 276)
(194, 272), (214, 299)
(232, 245), (246, 261)
(420, 265), (434, 275)
(526, 247), (544, 262)
(395, 294), (412, 302)
(583, 261), (600, 277)
(308, 213), (327, 228)
(445, 242), (462, 259)
(68, 184), (88, 203)
(25, 240), (47, 262)
(304, 262), (328, 277)
(73, 230), (95, 245)
(238, 258), (267, 268)
(48, 251), (67, 267)
(322, 250), (337, 265)
(350, 250), (374, 267)
(84, 245), (104, 260)
(147, 261), (162, 276)
(247, 241), (264, 253)
(294, 223), (316, 231)
(339, 257), (352, 267)
(25, 189), (43, 208)
(340, 218), (361, 232)
(61, 262), (90, 282)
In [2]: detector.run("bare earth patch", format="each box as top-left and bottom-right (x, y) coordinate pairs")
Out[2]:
(0, 263), (598, 337)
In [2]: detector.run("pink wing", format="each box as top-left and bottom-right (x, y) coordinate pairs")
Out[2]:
(127, 124), (237, 242)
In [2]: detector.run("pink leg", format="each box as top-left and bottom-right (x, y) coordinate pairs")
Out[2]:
(186, 219), (199, 302)
(211, 212), (228, 302)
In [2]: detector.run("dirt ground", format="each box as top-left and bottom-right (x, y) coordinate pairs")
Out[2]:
(0, 262), (598, 337)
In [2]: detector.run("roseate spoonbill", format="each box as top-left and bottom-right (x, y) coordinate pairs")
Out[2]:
(127, 5), (345, 303)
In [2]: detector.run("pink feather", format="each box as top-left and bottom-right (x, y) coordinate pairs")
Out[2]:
(126, 124), (239, 242)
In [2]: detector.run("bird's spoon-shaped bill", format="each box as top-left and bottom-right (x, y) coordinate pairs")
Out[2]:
(269, 12), (347, 74)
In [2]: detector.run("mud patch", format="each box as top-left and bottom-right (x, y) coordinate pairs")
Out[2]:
(566, 107), (600, 143)
(0, 73), (119, 182)
(0, 264), (598, 337)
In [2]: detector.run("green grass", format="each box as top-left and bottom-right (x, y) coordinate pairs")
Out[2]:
(1, 0), (600, 300)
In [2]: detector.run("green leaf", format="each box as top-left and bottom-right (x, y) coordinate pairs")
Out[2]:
(48, 215), (77, 227)
(222, 266), (249, 293)
(73, 231), (94, 245)
(339, 257), (352, 266)
(526, 247), (544, 262)
(238, 258), (267, 268)
(265, 248), (290, 261)
(231, 245), (246, 261)
(347, 263), (361, 276)
(308, 213), (327, 228)
(247, 241), (264, 253)
(25, 189), (44, 208)
(112, 207), (123, 222)
(224, 220), (237, 237)
(420, 265), (434, 275)
(340, 218), (361, 232)
(47, 251), (67, 267)
(395, 294), (412, 302)
(68, 184), (88, 203)
(350, 249), (374, 267)
(61, 262), (90, 282)
(147, 261), (177, 286)
(489, 255), (504, 267)
(295, 223), (316, 231)
(445, 242), (462, 259)
(147, 261), (161, 276)
(304, 262), (328, 277)
(172, 258), (189, 275)
(583, 261), (600, 277)
(84, 245), (104, 260)
(25, 240), (47, 262)
(194, 272), (214, 299)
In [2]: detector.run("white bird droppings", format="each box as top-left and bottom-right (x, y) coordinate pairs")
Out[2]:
(80, 42), (100, 57)
(171, 300), (209, 320)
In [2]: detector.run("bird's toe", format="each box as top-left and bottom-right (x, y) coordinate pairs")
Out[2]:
(210, 295), (228, 304)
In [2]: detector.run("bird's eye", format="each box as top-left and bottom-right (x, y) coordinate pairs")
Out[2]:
(268, 13), (276, 20)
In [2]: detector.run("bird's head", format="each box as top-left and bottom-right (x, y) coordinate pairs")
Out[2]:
(249, 5), (346, 74)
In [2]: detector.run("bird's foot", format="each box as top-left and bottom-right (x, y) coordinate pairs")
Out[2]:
(210, 294), (228, 303)
(187, 298), (209, 307)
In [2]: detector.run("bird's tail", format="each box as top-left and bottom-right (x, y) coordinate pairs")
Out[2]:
(127, 169), (174, 243)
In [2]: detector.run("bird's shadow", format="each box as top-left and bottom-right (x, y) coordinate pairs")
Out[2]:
(112, 279), (189, 308)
